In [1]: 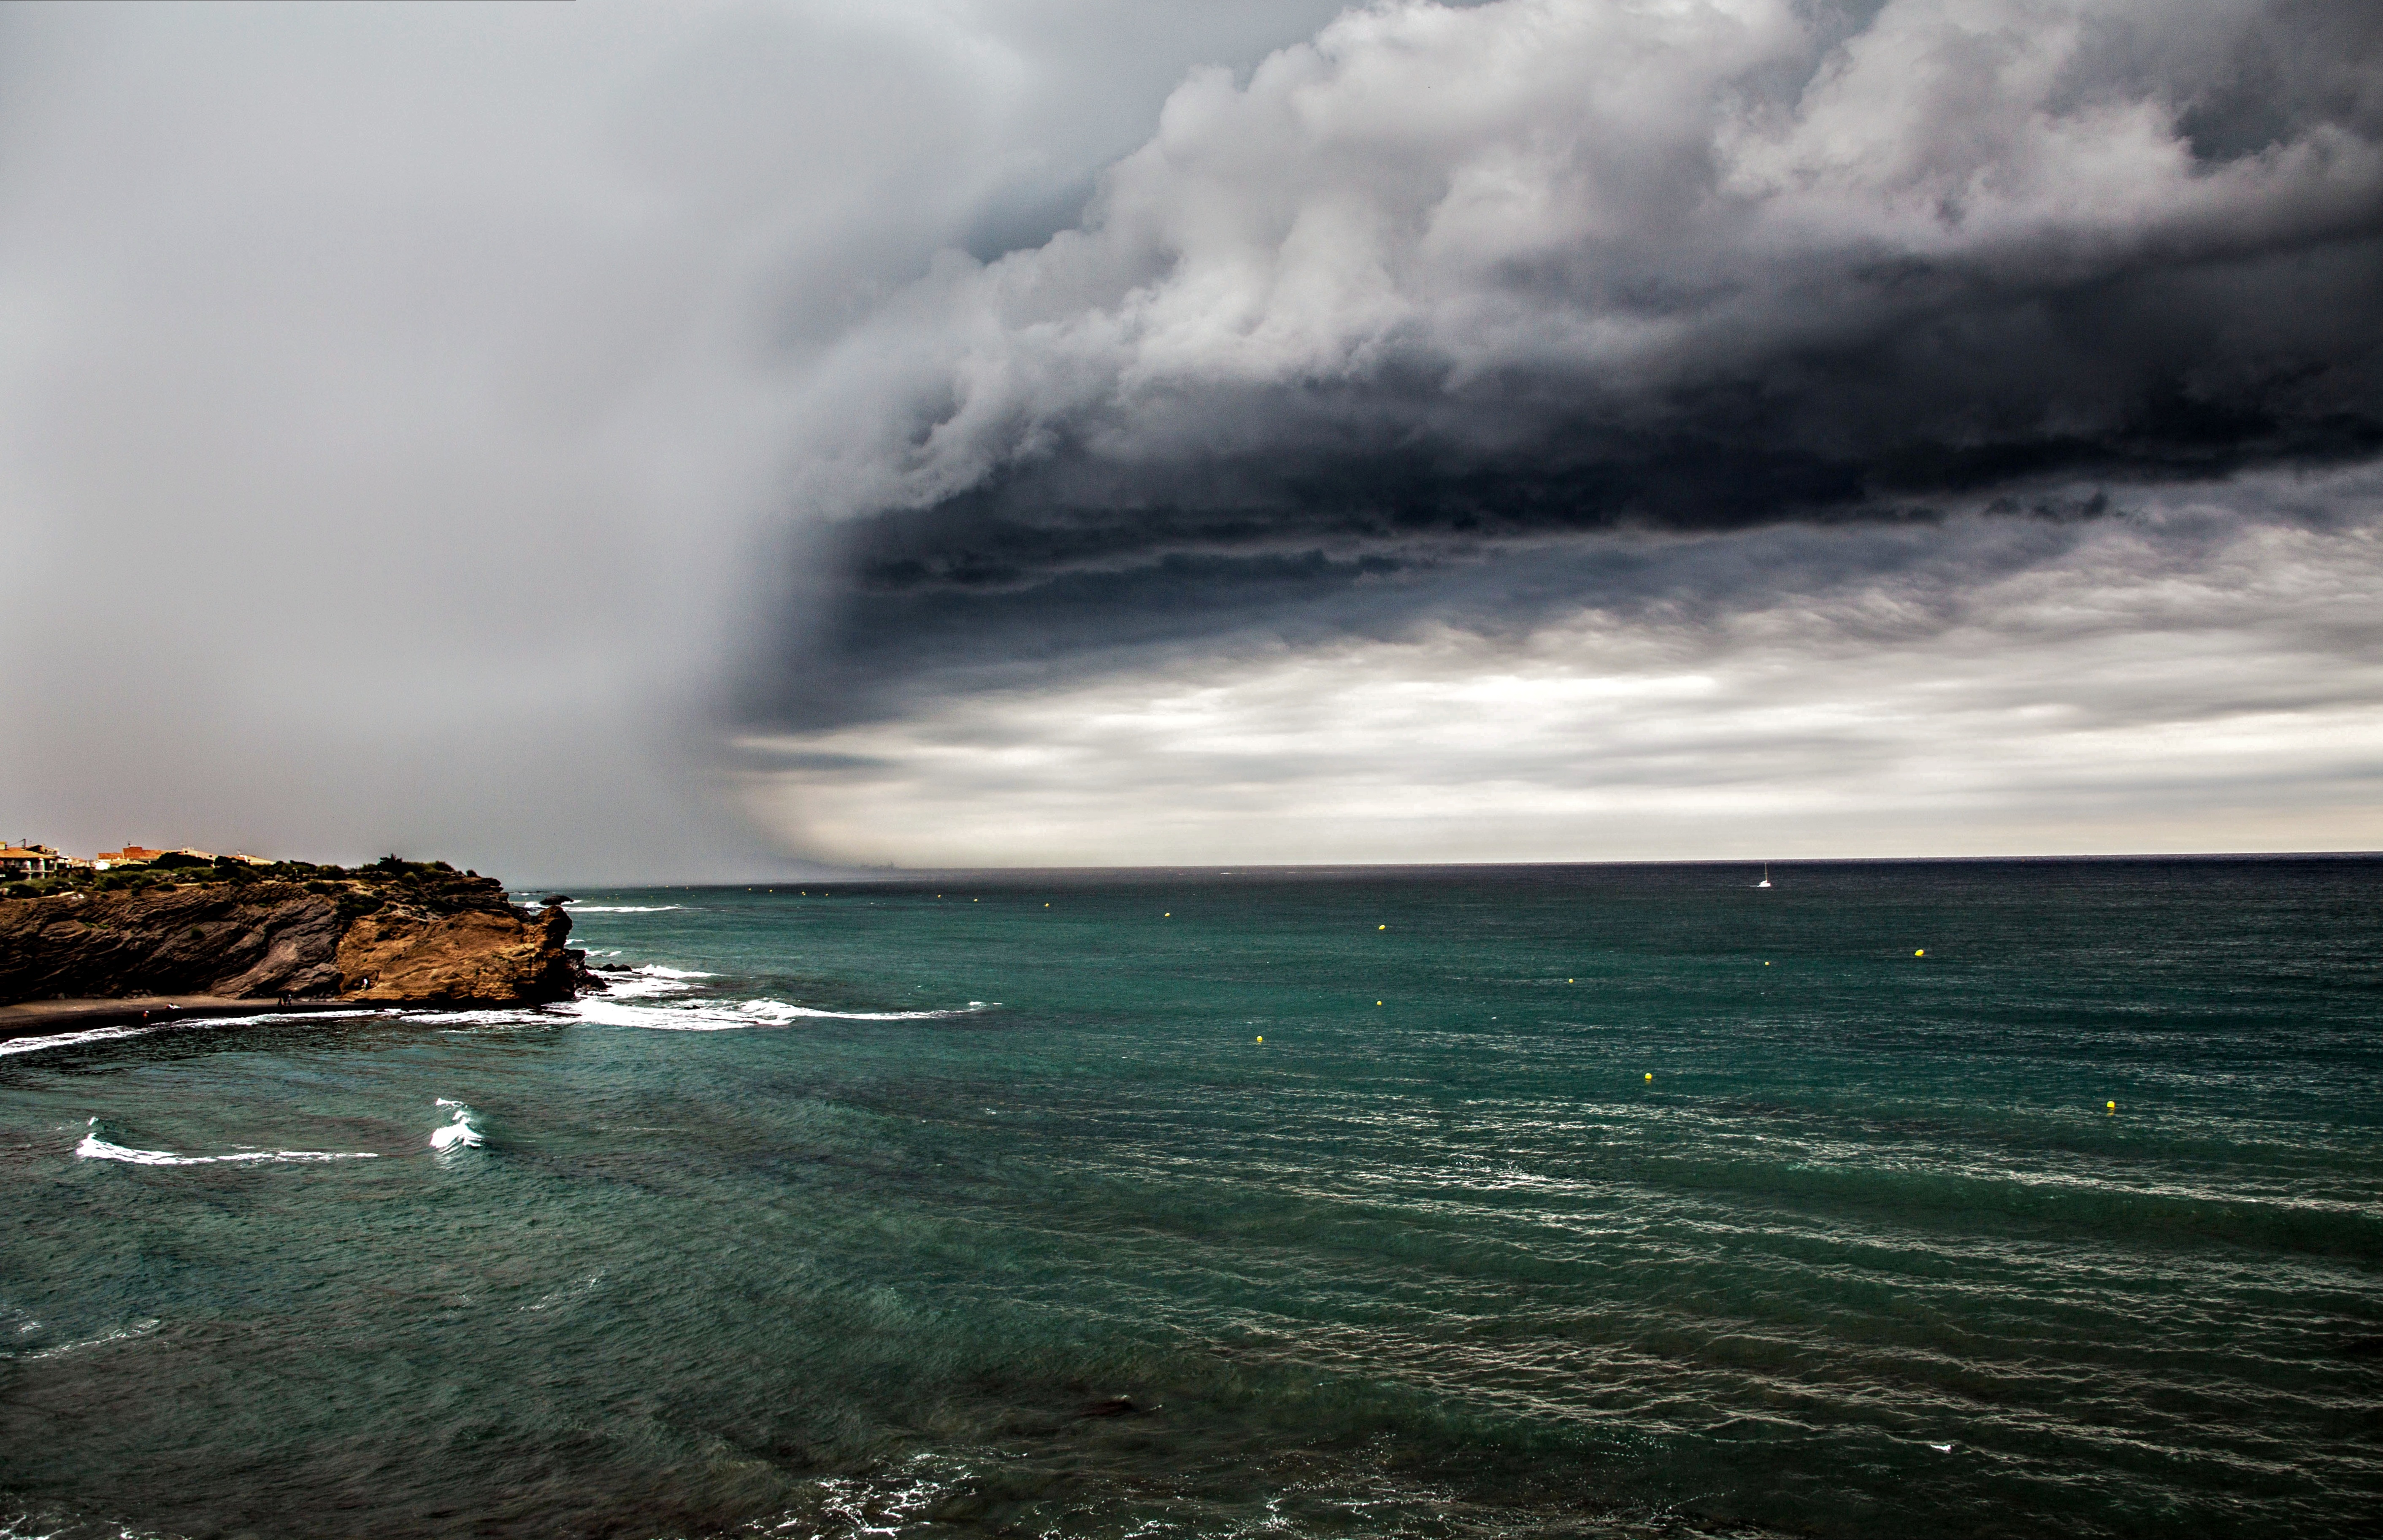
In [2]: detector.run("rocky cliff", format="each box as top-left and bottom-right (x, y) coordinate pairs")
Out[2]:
(0, 867), (595, 1007)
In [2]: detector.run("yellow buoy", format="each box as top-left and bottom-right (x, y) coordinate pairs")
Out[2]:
(1164, 912), (1171, 917)
(1256, 1035), (1263, 1043)
(1376, 1000), (1383, 1006)
(2107, 1100), (2116, 1113)
(1645, 1072), (1653, 1081)
(1915, 948), (1926, 957)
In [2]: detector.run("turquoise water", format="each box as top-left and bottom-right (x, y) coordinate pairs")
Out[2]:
(3, 859), (2379, 1539)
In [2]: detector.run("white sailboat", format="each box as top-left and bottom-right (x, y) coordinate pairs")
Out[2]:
(1755, 863), (1773, 889)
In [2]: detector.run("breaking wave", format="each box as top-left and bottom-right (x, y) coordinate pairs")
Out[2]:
(3, 1025), (164, 1059)
(563, 997), (995, 1032)
(1, 1010), (381, 1059)
(412, 1008), (558, 1031)
(7, 1317), (162, 1363)
(595, 965), (713, 1001)
(566, 905), (687, 913)
(76, 1119), (379, 1165)
(430, 1100), (484, 1151)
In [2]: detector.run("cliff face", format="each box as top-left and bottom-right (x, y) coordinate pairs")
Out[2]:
(337, 902), (586, 1005)
(0, 874), (594, 1007)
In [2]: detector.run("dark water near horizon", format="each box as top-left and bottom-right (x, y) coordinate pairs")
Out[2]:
(3, 859), (2380, 1539)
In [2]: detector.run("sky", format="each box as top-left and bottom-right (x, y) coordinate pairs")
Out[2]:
(2, 0), (2379, 881)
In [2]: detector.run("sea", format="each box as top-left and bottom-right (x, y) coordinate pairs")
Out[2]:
(2, 859), (2378, 1540)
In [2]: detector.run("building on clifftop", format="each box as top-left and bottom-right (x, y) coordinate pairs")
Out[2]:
(0, 844), (62, 879)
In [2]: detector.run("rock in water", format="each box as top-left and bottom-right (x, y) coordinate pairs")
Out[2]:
(338, 899), (590, 1005)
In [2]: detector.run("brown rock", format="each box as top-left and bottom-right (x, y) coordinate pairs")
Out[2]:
(336, 902), (588, 1005)
(0, 875), (594, 1008)
(0, 882), (343, 1002)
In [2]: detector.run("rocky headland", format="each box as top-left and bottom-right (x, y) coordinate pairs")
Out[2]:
(0, 857), (597, 1011)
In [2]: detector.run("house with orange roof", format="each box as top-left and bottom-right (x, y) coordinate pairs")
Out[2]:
(1, 843), (62, 879)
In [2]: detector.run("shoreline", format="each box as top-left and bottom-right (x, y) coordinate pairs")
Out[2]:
(0, 996), (377, 1043)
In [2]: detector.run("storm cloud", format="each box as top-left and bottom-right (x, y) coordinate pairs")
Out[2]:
(744, 0), (2383, 736)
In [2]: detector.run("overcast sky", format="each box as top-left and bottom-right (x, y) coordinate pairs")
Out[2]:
(3, 0), (2379, 881)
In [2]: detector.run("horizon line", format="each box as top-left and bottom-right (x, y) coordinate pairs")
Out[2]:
(510, 849), (2383, 888)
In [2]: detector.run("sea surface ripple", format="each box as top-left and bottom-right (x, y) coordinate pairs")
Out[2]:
(1, 859), (2378, 1539)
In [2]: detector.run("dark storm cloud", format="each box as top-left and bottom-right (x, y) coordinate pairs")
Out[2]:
(744, 0), (2383, 732)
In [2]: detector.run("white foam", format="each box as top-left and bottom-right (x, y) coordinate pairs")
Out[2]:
(567, 905), (687, 913)
(3, 1008), (386, 1059)
(430, 1099), (484, 1151)
(414, 1008), (555, 1029)
(75, 1119), (377, 1165)
(562, 995), (995, 1032)
(562, 997), (745, 1031)
(522, 1270), (604, 1313)
(594, 964), (715, 1001)
(738, 998), (995, 1023)
(2, 1024), (162, 1058)
(10, 1317), (161, 1362)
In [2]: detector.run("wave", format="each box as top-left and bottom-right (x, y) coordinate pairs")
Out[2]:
(2, 1024), (164, 1058)
(430, 1099), (484, 1152)
(566, 904), (687, 913)
(8, 1317), (162, 1363)
(522, 1270), (604, 1313)
(563, 996), (996, 1032)
(411, 1008), (559, 1030)
(743, 999), (995, 1023)
(2, 1009), (387, 1060)
(595, 965), (714, 1001)
(76, 1119), (379, 1165)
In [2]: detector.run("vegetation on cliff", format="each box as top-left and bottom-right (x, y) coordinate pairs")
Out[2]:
(3, 852), (483, 904)
(0, 857), (597, 1008)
